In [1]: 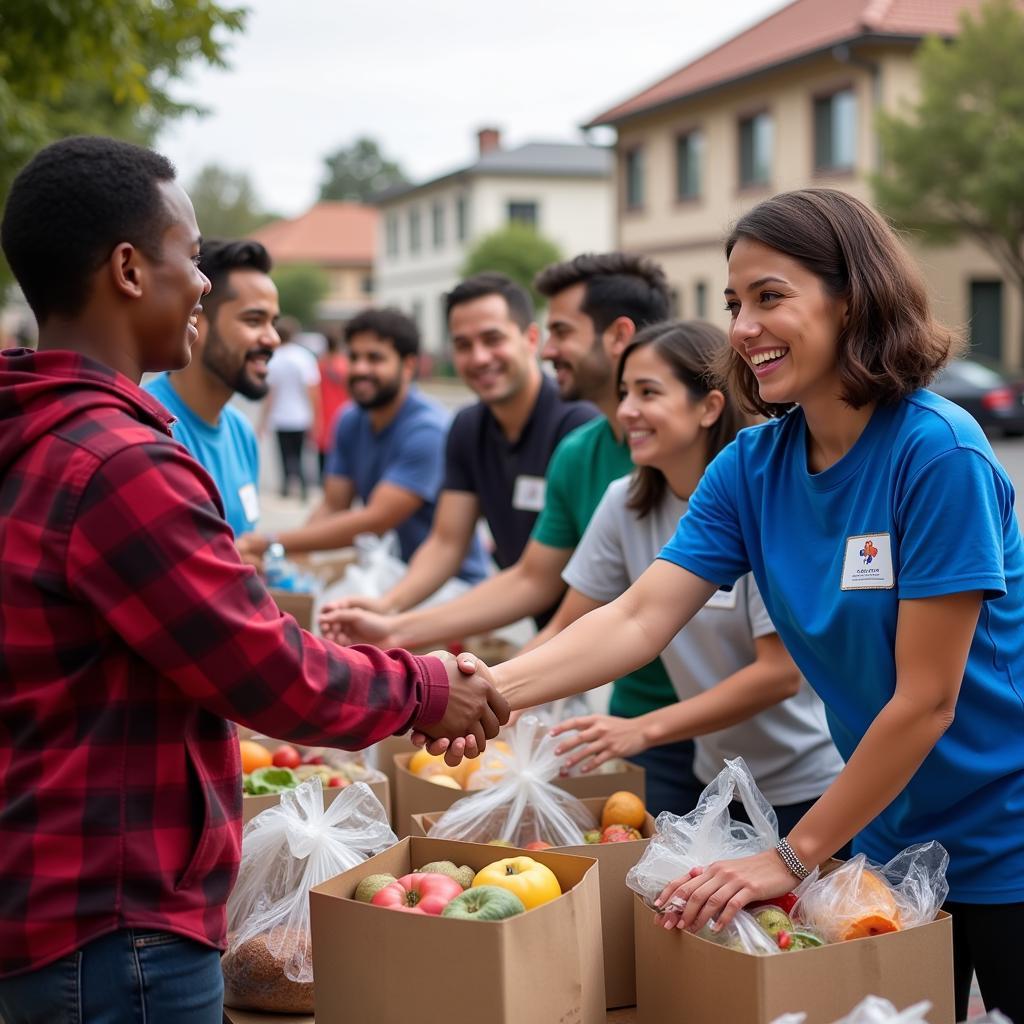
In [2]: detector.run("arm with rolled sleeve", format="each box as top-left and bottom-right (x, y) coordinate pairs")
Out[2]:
(66, 442), (450, 747)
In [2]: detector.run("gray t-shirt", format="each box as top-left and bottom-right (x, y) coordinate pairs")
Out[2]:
(563, 477), (844, 805)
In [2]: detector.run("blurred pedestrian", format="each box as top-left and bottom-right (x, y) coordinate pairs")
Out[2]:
(315, 329), (349, 481)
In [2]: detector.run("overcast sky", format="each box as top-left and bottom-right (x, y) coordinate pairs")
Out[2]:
(158, 0), (788, 217)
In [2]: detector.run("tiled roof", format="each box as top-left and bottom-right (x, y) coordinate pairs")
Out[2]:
(587, 0), (993, 126)
(375, 142), (612, 204)
(251, 201), (376, 265)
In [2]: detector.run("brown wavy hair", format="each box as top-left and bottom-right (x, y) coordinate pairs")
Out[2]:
(718, 188), (962, 418)
(617, 320), (747, 518)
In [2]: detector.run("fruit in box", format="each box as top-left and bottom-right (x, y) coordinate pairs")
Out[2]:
(417, 861), (475, 890)
(600, 824), (642, 843)
(441, 886), (525, 921)
(371, 873), (463, 915)
(239, 740), (273, 774)
(600, 791), (646, 830)
(472, 856), (561, 910)
(583, 829), (603, 845)
(354, 873), (397, 904)
(427, 774), (462, 789)
(524, 841), (552, 851)
(752, 906), (793, 938)
(838, 869), (901, 939)
(272, 744), (302, 769)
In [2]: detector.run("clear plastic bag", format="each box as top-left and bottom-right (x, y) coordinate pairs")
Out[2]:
(698, 908), (782, 956)
(222, 778), (396, 1012)
(425, 715), (594, 846)
(772, 995), (1011, 1023)
(321, 531), (407, 602)
(626, 757), (778, 906)
(792, 842), (949, 944)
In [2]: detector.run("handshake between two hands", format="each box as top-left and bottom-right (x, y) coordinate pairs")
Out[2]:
(413, 651), (510, 768)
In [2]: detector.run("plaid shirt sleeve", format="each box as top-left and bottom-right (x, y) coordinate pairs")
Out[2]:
(65, 441), (450, 745)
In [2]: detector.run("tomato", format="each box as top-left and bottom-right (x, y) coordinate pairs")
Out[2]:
(370, 873), (463, 915)
(272, 744), (302, 769)
(472, 857), (562, 910)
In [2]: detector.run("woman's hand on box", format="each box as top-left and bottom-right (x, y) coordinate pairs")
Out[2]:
(654, 850), (797, 933)
(550, 714), (645, 771)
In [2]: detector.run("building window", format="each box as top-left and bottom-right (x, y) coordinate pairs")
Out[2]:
(969, 280), (1003, 360)
(456, 194), (469, 242)
(408, 207), (421, 255)
(738, 112), (773, 188)
(675, 130), (704, 200)
(432, 201), (445, 248)
(508, 201), (538, 227)
(814, 89), (857, 171)
(385, 212), (399, 258)
(624, 147), (645, 210)
(695, 280), (707, 319)
(411, 298), (423, 329)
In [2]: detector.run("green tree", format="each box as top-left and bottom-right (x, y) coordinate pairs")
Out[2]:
(872, 0), (1024, 351)
(273, 264), (329, 327)
(188, 164), (275, 239)
(0, 0), (246, 290)
(462, 223), (562, 306)
(319, 137), (408, 202)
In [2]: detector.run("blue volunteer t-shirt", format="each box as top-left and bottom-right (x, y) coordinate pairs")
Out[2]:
(325, 387), (488, 583)
(144, 373), (260, 538)
(658, 389), (1024, 903)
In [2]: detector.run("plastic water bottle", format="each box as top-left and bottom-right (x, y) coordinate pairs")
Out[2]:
(263, 542), (293, 589)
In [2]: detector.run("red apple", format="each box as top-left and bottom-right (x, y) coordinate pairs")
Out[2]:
(600, 824), (642, 843)
(327, 776), (349, 788)
(524, 841), (552, 851)
(272, 744), (302, 769)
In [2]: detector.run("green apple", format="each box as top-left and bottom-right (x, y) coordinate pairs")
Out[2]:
(583, 830), (603, 845)
(441, 885), (525, 921)
(354, 873), (396, 903)
(417, 860), (475, 889)
(753, 907), (794, 937)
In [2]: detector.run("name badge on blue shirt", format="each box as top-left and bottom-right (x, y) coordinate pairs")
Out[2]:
(841, 532), (895, 590)
(513, 474), (547, 512)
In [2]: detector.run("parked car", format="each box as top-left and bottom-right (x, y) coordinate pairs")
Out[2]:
(931, 357), (1024, 437)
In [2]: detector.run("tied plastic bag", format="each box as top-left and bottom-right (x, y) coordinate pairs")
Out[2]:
(222, 778), (396, 1012)
(425, 715), (594, 846)
(792, 842), (948, 944)
(324, 531), (406, 601)
(626, 757), (778, 907)
(772, 996), (1011, 1024)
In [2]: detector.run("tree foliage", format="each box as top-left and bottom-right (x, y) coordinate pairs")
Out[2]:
(188, 164), (275, 240)
(872, 0), (1024, 331)
(318, 137), (409, 202)
(0, 0), (246, 289)
(462, 223), (562, 306)
(273, 264), (329, 328)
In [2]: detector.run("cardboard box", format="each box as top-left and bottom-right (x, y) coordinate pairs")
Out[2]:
(222, 1001), (642, 1023)
(632, 896), (955, 1024)
(393, 750), (646, 837)
(411, 795), (655, 1009)
(241, 737), (390, 824)
(309, 836), (606, 1024)
(268, 588), (316, 631)
(366, 733), (415, 817)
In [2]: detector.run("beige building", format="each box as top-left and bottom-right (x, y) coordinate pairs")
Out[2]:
(252, 201), (376, 327)
(374, 129), (613, 356)
(587, 0), (1021, 367)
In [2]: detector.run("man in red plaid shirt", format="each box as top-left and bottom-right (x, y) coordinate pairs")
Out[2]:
(0, 136), (508, 1023)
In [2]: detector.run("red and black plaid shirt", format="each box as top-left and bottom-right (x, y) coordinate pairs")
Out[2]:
(0, 348), (449, 977)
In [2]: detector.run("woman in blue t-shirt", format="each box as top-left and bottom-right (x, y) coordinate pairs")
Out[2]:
(478, 189), (1023, 1021)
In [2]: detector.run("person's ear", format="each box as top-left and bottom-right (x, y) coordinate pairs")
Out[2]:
(700, 389), (726, 428)
(605, 316), (636, 359)
(525, 322), (541, 354)
(110, 242), (144, 300)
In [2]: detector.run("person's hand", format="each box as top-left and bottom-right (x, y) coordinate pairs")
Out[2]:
(413, 652), (509, 767)
(654, 849), (798, 934)
(550, 714), (646, 772)
(329, 594), (395, 614)
(318, 602), (398, 646)
(236, 532), (271, 560)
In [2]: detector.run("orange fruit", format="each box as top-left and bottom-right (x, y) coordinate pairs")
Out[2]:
(460, 740), (511, 786)
(426, 774), (462, 789)
(838, 869), (901, 941)
(239, 740), (273, 774)
(601, 791), (646, 830)
(408, 749), (463, 785)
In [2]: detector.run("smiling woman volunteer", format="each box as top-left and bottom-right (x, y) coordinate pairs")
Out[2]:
(527, 319), (844, 835)
(477, 190), (1024, 1022)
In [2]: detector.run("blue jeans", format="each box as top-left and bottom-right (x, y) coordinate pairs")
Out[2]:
(627, 738), (703, 817)
(0, 929), (223, 1024)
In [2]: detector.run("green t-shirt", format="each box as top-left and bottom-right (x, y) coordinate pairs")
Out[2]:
(531, 417), (678, 718)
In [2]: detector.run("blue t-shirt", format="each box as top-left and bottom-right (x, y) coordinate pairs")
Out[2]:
(325, 388), (488, 584)
(659, 390), (1024, 903)
(144, 373), (260, 538)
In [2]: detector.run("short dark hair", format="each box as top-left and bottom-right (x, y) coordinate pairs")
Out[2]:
(445, 272), (534, 330)
(720, 188), (962, 417)
(617, 320), (747, 518)
(534, 252), (670, 335)
(344, 307), (420, 358)
(1, 135), (177, 322)
(199, 239), (273, 320)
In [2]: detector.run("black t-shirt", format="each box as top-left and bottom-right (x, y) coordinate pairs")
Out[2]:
(444, 376), (598, 569)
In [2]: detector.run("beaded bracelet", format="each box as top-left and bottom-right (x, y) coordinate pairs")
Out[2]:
(775, 837), (811, 880)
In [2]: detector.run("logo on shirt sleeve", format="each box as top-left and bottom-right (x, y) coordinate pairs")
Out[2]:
(841, 533), (894, 590)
